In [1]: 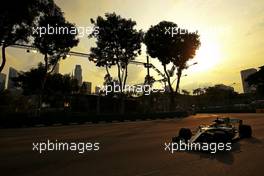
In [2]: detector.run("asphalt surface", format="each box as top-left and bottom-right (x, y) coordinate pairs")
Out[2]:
(1, 113), (264, 176)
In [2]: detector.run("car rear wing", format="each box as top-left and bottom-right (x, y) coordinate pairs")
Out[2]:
(214, 117), (243, 125)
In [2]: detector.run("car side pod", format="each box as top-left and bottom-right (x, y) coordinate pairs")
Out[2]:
(239, 124), (252, 138)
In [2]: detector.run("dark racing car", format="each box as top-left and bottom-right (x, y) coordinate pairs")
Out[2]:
(172, 117), (252, 144)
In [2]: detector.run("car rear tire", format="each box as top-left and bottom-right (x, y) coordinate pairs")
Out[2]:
(179, 128), (192, 142)
(239, 124), (252, 138)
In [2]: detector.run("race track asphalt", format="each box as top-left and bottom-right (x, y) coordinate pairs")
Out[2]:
(0, 113), (264, 176)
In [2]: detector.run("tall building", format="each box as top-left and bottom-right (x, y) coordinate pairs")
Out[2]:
(0, 73), (6, 91)
(95, 86), (101, 95)
(81, 82), (92, 94)
(8, 67), (18, 90)
(74, 65), (82, 86)
(241, 68), (257, 93)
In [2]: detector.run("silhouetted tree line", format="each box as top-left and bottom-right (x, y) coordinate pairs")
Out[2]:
(13, 63), (79, 108)
(89, 14), (200, 110)
(0, 0), (202, 111)
(1, 0), (79, 111)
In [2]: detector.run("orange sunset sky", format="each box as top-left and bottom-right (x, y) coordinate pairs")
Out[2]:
(1, 0), (264, 93)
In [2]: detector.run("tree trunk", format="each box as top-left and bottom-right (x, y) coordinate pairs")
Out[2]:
(163, 64), (175, 111)
(48, 59), (60, 74)
(44, 54), (48, 73)
(105, 66), (110, 75)
(175, 69), (182, 94)
(38, 54), (49, 115)
(120, 65), (128, 116)
(163, 64), (173, 93)
(117, 63), (122, 93)
(0, 45), (7, 73)
(123, 65), (128, 90)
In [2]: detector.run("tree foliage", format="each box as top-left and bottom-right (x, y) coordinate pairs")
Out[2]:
(0, 0), (58, 72)
(14, 63), (79, 96)
(181, 89), (190, 95)
(144, 21), (200, 93)
(193, 88), (205, 95)
(89, 13), (143, 91)
(33, 5), (79, 73)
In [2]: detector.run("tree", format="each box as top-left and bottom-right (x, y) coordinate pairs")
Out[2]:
(102, 74), (119, 97)
(144, 75), (155, 87)
(45, 73), (79, 96)
(0, 0), (57, 72)
(13, 63), (46, 95)
(144, 21), (200, 110)
(144, 21), (178, 94)
(33, 6), (79, 74)
(89, 13), (143, 93)
(14, 64), (79, 107)
(182, 89), (190, 95)
(193, 88), (199, 95)
(203, 85), (238, 105)
(32, 5), (79, 109)
(144, 21), (200, 95)
(193, 88), (205, 95)
(174, 33), (200, 93)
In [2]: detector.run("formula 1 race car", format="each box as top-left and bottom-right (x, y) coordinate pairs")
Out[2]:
(172, 117), (252, 144)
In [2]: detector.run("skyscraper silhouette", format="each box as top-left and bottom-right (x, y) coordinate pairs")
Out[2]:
(8, 67), (18, 90)
(74, 65), (82, 86)
(241, 68), (257, 93)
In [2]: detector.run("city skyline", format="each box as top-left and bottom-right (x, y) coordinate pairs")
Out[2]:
(2, 64), (260, 94)
(0, 0), (264, 93)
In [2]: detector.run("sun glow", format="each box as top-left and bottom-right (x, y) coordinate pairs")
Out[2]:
(192, 38), (222, 72)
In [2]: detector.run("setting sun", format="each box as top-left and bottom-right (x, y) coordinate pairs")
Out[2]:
(193, 38), (222, 72)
